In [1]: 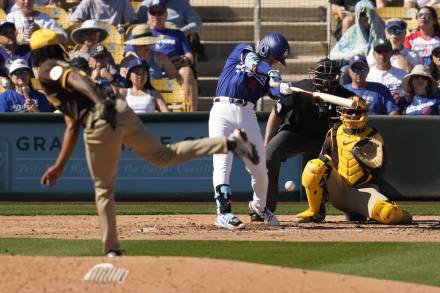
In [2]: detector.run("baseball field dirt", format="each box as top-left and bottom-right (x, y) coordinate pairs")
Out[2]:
(1, 215), (439, 292)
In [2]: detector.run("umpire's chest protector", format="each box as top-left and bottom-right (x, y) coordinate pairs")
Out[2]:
(335, 126), (372, 186)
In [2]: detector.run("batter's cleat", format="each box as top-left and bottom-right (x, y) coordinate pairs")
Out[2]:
(228, 129), (259, 165)
(215, 213), (245, 230)
(106, 250), (123, 257)
(248, 201), (280, 226)
(249, 211), (264, 222)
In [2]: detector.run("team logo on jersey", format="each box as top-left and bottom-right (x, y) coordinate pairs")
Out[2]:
(235, 64), (268, 85)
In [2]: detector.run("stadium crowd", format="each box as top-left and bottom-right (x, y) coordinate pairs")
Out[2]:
(0, 0), (439, 115)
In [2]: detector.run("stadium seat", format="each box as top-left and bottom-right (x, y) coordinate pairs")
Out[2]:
(376, 7), (417, 21)
(34, 6), (71, 28)
(0, 8), (6, 22)
(150, 79), (189, 112)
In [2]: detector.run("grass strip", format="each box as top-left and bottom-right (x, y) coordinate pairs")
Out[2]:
(0, 238), (439, 287)
(0, 202), (438, 216)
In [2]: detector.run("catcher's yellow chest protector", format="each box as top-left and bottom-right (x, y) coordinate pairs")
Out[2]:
(335, 126), (373, 186)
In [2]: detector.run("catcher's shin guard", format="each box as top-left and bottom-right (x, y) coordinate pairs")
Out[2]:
(371, 200), (412, 224)
(296, 156), (330, 222)
(214, 184), (232, 214)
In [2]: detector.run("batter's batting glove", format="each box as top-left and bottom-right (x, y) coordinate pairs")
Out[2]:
(268, 69), (282, 88)
(227, 129), (260, 164)
(279, 82), (293, 95)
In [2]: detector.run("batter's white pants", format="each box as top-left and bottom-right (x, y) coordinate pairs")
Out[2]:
(209, 100), (268, 208)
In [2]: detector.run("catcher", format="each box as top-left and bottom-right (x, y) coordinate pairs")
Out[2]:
(295, 96), (412, 225)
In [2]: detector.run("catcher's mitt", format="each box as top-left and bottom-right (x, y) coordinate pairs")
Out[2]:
(352, 137), (383, 169)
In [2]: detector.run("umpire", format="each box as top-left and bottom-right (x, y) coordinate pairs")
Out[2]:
(250, 58), (355, 220)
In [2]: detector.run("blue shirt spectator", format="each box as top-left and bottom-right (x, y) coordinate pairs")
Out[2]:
(70, 0), (137, 26)
(152, 28), (191, 58)
(344, 54), (400, 115)
(0, 58), (53, 112)
(137, 0), (203, 34)
(0, 21), (30, 72)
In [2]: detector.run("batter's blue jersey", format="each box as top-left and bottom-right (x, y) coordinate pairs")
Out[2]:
(215, 44), (284, 105)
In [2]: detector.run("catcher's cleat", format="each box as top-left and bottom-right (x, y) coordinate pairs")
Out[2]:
(249, 211), (264, 222)
(249, 201), (280, 226)
(294, 203), (326, 223)
(228, 129), (259, 164)
(106, 250), (123, 257)
(215, 213), (245, 230)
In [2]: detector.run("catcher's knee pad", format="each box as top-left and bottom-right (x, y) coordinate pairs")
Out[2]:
(371, 200), (413, 225)
(301, 156), (330, 215)
(214, 184), (232, 214)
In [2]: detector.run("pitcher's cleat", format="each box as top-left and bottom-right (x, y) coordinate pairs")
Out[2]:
(227, 128), (259, 164)
(215, 213), (245, 230)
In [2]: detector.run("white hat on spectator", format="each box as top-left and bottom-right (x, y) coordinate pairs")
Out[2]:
(9, 59), (31, 75)
(124, 24), (163, 46)
(71, 20), (109, 45)
(402, 64), (438, 94)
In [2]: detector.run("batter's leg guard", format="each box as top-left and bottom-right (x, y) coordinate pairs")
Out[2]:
(214, 184), (232, 214)
(371, 200), (413, 225)
(295, 156), (330, 223)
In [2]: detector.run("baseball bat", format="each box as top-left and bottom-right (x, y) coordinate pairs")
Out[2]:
(289, 86), (356, 108)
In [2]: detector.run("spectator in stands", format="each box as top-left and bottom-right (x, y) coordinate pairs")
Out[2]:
(145, 1), (198, 111)
(0, 58), (53, 112)
(429, 45), (440, 84)
(69, 20), (108, 60)
(329, 0), (365, 40)
(137, 0), (207, 61)
(8, 0), (64, 12)
(404, 6), (440, 66)
(343, 54), (400, 114)
(121, 58), (169, 113)
(0, 21), (30, 67)
(6, 0), (67, 45)
(367, 19), (420, 72)
(404, 0), (440, 9)
(366, 38), (407, 102)
(401, 64), (440, 114)
(69, 0), (137, 28)
(124, 24), (182, 82)
(329, 0), (385, 61)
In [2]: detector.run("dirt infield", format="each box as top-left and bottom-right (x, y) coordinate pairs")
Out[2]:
(1, 215), (440, 292)
(1, 255), (440, 293)
(1, 215), (440, 241)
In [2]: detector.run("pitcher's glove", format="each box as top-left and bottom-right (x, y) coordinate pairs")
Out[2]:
(92, 98), (117, 130)
(352, 137), (383, 169)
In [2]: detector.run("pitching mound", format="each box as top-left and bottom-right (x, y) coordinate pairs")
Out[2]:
(1, 255), (439, 293)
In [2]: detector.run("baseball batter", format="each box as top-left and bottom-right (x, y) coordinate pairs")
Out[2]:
(29, 29), (259, 256)
(209, 32), (293, 230)
(295, 96), (412, 225)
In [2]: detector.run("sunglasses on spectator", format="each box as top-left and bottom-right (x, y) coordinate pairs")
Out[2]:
(350, 65), (368, 73)
(416, 13), (433, 20)
(12, 69), (30, 76)
(387, 27), (404, 35)
(374, 46), (392, 54)
(343, 109), (365, 116)
(413, 75), (428, 80)
(149, 9), (165, 16)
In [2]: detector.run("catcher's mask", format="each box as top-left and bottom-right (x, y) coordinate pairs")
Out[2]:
(337, 96), (368, 130)
(310, 58), (341, 93)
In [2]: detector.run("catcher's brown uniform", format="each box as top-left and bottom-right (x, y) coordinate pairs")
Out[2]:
(295, 96), (412, 224)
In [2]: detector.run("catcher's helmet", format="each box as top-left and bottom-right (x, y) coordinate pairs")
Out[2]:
(337, 96), (369, 130)
(310, 58), (341, 93)
(257, 32), (290, 66)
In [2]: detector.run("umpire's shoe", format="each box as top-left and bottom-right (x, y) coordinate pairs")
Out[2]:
(227, 129), (259, 164)
(249, 201), (280, 226)
(215, 213), (245, 230)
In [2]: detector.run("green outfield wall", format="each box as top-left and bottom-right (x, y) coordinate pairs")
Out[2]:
(0, 113), (438, 201)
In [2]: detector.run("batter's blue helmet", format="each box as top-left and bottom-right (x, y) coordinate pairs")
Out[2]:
(257, 32), (290, 66)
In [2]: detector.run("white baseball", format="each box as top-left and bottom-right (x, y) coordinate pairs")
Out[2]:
(284, 180), (295, 191)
